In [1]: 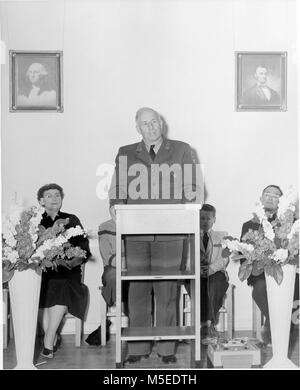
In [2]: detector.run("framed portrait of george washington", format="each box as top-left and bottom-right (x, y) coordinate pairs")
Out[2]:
(235, 51), (287, 112)
(9, 50), (63, 112)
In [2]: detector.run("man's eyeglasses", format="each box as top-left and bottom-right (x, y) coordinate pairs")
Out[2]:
(263, 193), (281, 199)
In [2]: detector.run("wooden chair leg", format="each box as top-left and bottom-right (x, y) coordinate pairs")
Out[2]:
(101, 297), (107, 346)
(227, 285), (233, 339)
(75, 318), (82, 347)
(179, 285), (184, 327)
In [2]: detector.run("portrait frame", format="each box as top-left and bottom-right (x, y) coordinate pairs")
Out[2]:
(235, 51), (287, 112)
(9, 50), (63, 112)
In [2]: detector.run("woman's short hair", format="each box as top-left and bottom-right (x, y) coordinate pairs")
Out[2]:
(37, 183), (64, 201)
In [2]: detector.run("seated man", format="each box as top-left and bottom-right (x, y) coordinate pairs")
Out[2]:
(241, 184), (299, 346)
(98, 206), (128, 314)
(199, 204), (230, 344)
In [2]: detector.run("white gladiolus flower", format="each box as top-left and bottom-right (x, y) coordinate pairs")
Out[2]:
(222, 239), (254, 253)
(8, 203), (23, 226)
(272, 248), (288, 263)
(287, 220), (299, 240)
(262, 220), (275, 241)
(3, 247), (19, 263)
(30, 205), (44, 228)
(2, 218), (17, 247)
(238, 242), (255, 252)
(33, 235), (69, 260)
(277, 187), (297, 218)
(253, 201), (267, 222)
(65, 226), (85, 239)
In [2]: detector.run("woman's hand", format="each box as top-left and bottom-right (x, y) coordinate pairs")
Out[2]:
(65, 257), (84, 269)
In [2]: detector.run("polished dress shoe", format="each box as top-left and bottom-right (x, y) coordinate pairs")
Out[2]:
(125, 354), (150, 364)
(161, 355), (177, 364)
(53, 335), (62, 353)
(41, 347), (54, 359)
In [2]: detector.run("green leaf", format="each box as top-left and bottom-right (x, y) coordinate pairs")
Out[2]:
(221, 248), (231, 258)
(265, 263), (283, 285)
(252, 261), (264, 276)
(2, 265), (15, 283)
(274, 237), (282, 249)
(17, 262), (28, 272)
(238, 262), (253, 282)
(43, 260), (54, 268)
(35, 267), (43, 276)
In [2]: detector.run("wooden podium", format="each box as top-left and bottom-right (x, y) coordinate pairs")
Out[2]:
(115, 204), (202, 368)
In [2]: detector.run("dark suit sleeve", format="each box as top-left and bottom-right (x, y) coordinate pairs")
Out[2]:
(240, 222), (248, 240)
(182, 144), (203, 204)
(239, 222), (249, 264)
(109, 147), (128, 208)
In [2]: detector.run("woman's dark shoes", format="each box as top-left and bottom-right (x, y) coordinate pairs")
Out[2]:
(53, 335), (62, 353)
(41, 347), (54, 359)
(125, 354), (150, 364)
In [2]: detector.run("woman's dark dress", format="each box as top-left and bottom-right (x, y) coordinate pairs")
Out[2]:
(39, 211), (91, 320)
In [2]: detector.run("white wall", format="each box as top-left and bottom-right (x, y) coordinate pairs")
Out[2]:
(1, 0), (298, 332)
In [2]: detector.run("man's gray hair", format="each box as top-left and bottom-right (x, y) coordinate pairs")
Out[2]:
(135, 107), (160, 122)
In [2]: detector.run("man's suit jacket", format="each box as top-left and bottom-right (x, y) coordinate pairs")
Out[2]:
(201, 230), (229, 276)
(109, 136), (203, 241)
(242, 84), (280, 106)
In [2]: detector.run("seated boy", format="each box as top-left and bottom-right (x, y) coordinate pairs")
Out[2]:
(199, 204), (230, 344)
(98, 207), (128, 313)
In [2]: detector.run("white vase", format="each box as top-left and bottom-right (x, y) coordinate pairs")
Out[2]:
(264, 264), (297, 369)
(8, 269), (42, 370)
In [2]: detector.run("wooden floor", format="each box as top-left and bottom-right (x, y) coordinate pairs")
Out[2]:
(3, 328), (299, 370)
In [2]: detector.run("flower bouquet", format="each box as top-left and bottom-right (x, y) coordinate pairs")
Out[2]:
(221, 188), (299, 285)
(2, 199), (88, 369)
(221, 187), (299, 368)
(2, 201), (87, 283)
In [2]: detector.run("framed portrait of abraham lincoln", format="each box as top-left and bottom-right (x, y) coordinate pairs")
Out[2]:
(9, 50), (63, 112)
(235, 51), (287, 112)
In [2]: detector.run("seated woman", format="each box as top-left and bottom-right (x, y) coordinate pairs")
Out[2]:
(37, 183), (91, 358)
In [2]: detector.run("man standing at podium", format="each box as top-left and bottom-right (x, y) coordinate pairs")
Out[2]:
(109, 107), (202, 364)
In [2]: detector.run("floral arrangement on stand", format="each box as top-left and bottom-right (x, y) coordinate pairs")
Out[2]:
(2, 200), (87, 283)
(221, 187), (299, 285)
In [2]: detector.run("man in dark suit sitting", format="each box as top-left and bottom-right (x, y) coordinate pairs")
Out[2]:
(241, 185), (299, 345)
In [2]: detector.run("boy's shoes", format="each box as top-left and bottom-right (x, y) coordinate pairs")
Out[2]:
(201, 336), (218, 345)
(40, 347), (54, 359)
(160, 355), (177, 364)
(201, 323), (219, 345)
(125, 354), (150, 364)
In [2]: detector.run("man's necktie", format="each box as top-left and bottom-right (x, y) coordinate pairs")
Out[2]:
(203, 232), (209, 251)
(149, 144), (156, 161)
